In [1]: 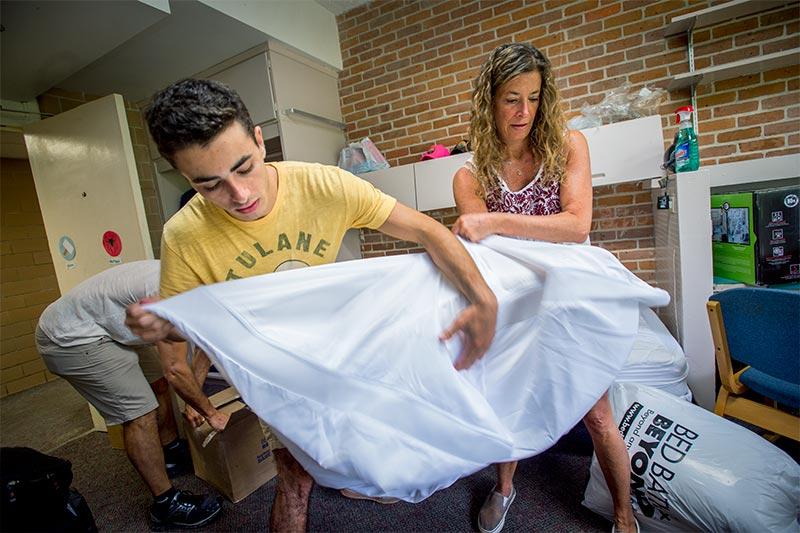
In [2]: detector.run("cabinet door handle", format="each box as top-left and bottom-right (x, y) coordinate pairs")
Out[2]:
(591, 172), (606, 178)
(285, 108), (345, 130)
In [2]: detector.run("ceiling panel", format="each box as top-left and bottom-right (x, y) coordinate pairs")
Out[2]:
(0, 0), (170, 101)
(56, 1), (270, 103)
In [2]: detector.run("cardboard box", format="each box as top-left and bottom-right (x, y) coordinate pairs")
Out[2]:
(711, 185), (799, 285)
(88, 403), (125, 449)
(184, 387), (277, 502)
(753, 185), (800, 285)
(711, 192), (757, 284)
(107, 424), (125, 449)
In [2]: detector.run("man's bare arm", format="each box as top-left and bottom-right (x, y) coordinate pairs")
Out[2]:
(378, 202), (497, 370)
(156, 341), (228, 431)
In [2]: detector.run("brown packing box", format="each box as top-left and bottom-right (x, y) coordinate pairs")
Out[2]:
(184, 387), (277, 502)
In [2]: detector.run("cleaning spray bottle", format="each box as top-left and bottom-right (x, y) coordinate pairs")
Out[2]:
(674, 105), (700, 172)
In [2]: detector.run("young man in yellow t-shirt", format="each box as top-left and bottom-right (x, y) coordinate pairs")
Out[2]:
(126, 79), (498, 532)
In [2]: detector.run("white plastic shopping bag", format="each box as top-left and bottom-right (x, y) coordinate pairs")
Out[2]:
(583, 383), (800, 532)
(338, 137), (390, 173)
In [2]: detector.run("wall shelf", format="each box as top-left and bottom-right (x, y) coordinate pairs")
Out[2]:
(664, 0), (784, 133)
(668, 48), (800, 90)
(664, 0), (778, 37)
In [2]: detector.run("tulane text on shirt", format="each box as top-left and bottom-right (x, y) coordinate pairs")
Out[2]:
(226, 232), (331, 280)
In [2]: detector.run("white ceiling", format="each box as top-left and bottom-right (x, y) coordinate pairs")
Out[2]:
(1, 1), (171, 102)
(0, 0), (370, 159)
(1, 1), (277, 104)
(57, 1), (271, 103)
(0, 0), (368, 105)
(314, 0), (370, 16)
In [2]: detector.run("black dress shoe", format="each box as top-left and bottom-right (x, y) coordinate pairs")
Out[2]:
(163, 439), (193, 478)
(150, 490), (222, 529)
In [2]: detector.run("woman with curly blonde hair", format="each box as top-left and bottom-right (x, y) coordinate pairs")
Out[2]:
(452, 43), (638, 533)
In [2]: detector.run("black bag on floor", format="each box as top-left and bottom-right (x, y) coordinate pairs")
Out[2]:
(1, 447), (97, 532)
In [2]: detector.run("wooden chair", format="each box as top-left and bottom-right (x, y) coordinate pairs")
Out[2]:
(707, 287), (800, 442)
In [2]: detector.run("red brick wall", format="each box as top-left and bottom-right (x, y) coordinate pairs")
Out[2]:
(337, 0), (799, 281)
(361, 179), (657, 281)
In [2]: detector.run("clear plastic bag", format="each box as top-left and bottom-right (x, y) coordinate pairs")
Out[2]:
(338, 137), (390, 174)
(567, 83), (667, 129)
(567, 113), (602, 130)
(630, 86), (667, 118)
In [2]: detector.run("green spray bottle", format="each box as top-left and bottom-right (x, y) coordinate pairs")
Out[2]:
(674, 105), (700, 172)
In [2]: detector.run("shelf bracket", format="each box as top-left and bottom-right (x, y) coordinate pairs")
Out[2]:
(687, 29), (699, 135)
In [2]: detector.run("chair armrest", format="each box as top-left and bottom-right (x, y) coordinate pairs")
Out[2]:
(730, 367), (750, 395)
(707, 301), (748, 394)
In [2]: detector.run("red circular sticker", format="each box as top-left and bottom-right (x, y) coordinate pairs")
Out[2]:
(102, 231), (122, 257)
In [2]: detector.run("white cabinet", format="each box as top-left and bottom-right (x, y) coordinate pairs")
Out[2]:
(268, 46), (345, 165)
(581, 115), (665, 187)
(654, 170), (714, 410)
(208, 53), (276, 126)
(360, 116), (665, 211)
(359, 152), (470, 212)
(201, 41), (346, 168)
(413, 153), (472, 211)
(360, 165), (417, 208)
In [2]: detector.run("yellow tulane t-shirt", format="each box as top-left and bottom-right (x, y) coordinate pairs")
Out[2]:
(160, 161), (396, 298)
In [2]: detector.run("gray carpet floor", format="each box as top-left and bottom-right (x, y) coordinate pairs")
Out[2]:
(0, 379), (611, 531)
(52, 427), (610, 532)
(0, 378), (93, 453)
(6, 380), (799, 531)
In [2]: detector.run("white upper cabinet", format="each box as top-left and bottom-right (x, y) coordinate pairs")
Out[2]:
(580, 115), (665, 187)
(413, 152), (473, 212)
(268, 44), (345, 165)
(359, 116), (665, 212)
(359, 165), (417, 209)
(206, 52), (276, 126)
(198, 41), (347, 166)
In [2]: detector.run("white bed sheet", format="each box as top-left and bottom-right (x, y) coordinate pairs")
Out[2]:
(148, 236), (669, 502)
(617, 307), (691, 399)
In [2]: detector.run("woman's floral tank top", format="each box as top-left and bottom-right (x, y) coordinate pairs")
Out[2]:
(465, 158), (561, 216)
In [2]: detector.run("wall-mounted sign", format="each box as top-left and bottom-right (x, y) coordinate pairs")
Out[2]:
(58, 236), (77, 261)
(102, 231), (122, 257)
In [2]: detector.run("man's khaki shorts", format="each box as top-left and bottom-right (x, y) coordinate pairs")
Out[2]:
(36, 326), (163, 426)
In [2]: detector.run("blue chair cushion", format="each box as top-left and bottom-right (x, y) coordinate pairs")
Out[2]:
(710, 288), (799, 385)
(740, 367), (800, 409)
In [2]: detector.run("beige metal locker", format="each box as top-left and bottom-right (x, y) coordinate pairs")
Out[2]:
(23, 94), (153, 294)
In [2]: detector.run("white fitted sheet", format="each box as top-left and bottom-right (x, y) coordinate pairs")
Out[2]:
(617, 306), (691, 399)
(148, 236), (669, 502)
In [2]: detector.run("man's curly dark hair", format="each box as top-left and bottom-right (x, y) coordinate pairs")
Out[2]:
(145, 78), (256, 167)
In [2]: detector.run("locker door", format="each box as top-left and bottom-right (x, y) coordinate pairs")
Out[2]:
(23, 94), (153, 293)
